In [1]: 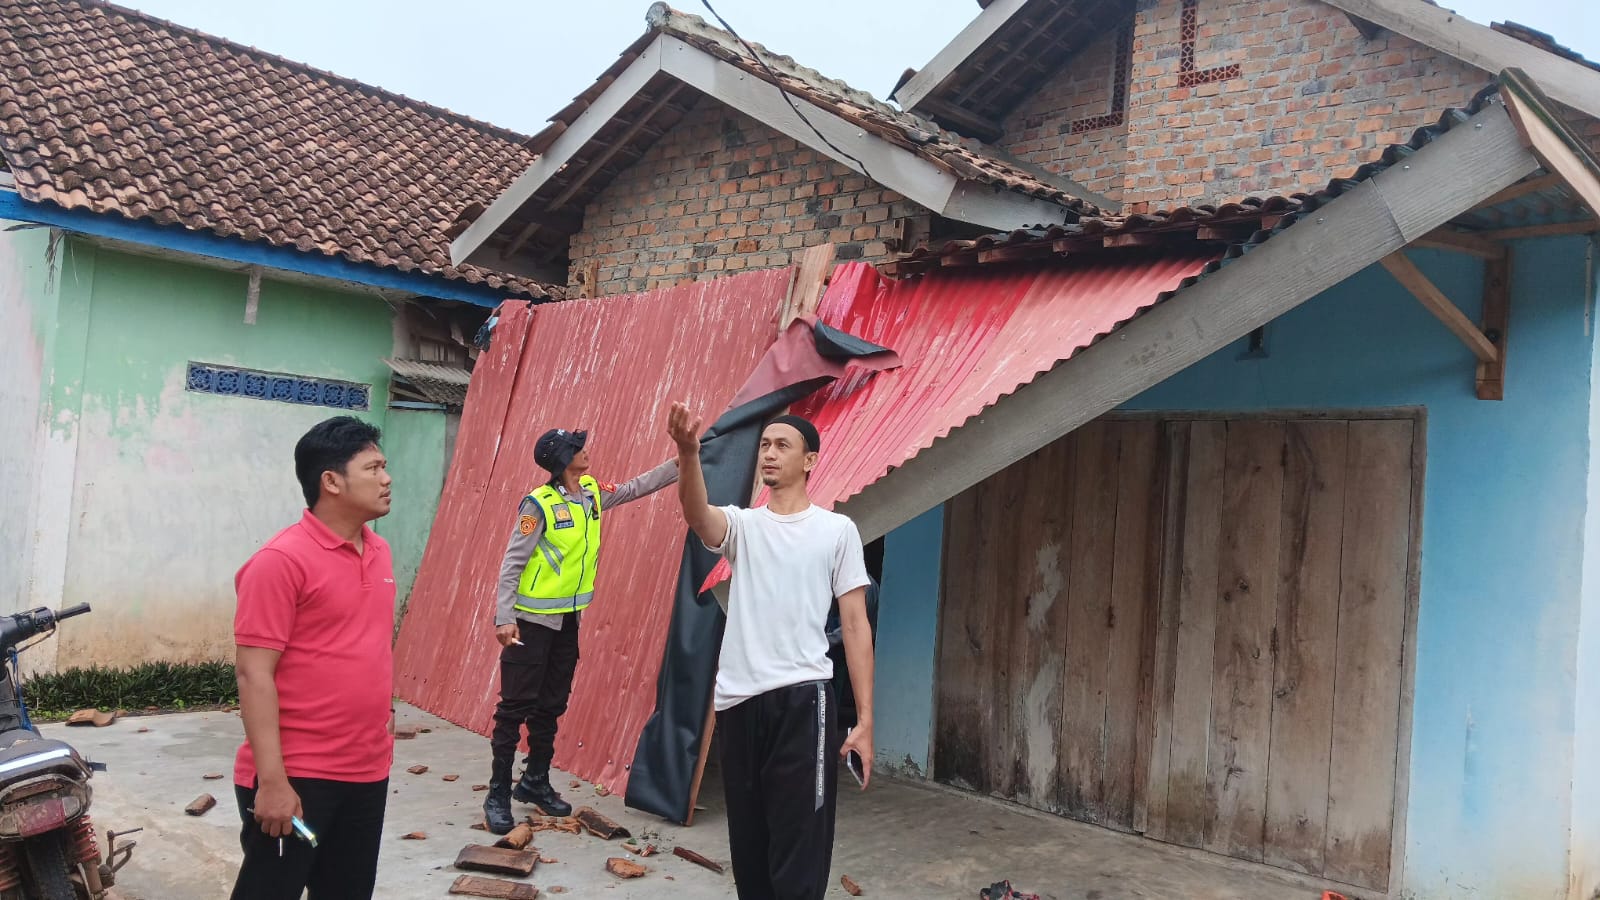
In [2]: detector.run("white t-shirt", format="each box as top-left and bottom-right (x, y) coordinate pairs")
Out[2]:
(708, 503), (871, 711)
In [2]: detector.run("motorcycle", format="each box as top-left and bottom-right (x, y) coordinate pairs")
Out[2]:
(0, 604), (135, 899)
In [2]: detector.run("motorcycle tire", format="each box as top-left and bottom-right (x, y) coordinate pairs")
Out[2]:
(21, 832), (79, 900)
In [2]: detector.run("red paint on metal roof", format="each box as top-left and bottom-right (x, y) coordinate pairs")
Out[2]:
(795, 253), (1219, 511)
(393, 269), (791, 795)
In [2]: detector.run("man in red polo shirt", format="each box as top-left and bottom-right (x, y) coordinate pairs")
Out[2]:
(231, 416), (396, 900)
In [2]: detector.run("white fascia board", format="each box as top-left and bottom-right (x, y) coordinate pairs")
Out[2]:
(895, 0), (1032, 114)
(450, 37), (666, 267)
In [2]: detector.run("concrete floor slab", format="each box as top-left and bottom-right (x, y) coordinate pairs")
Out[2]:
(45, 704), (1339, 900)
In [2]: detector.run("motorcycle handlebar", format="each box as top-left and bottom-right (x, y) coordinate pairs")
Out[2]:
(55, 603), (91, 622)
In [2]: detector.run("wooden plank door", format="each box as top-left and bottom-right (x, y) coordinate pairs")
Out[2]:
(1143, 417), (1415, 892)
(933, 414), (1415, 893)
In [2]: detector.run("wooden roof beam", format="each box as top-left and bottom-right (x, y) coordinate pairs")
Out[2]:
(1499, 70), (1600, 220)
(1412, 227), (1508, 259)
(1379, 252), (1498, 363)
(1472, 172), (1565, 209)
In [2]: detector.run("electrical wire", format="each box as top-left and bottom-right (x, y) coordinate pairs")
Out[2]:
(697, 0), (876, 185)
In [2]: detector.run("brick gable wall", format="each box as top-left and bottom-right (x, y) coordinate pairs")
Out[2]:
(568, 101), (921, 296)
(997, 0), (1594, 212)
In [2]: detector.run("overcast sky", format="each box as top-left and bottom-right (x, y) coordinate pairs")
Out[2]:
(120, 0), (1600, 137)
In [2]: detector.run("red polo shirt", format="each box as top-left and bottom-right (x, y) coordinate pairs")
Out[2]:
(233, 510), (395, 786)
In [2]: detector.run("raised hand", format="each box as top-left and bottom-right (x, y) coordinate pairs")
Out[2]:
(667, 401), (703, 455)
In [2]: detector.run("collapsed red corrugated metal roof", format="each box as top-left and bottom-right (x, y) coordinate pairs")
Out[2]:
(393, 269), (792, 795)
(794, 252), (1220, 510)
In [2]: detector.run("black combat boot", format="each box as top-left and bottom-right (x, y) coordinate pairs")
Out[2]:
(483, 782), (516, 835)
(512, 769), (572, 817)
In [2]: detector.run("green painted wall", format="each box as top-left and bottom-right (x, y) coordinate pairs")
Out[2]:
(376, 408), (449, 619)
(51, 239), (402, 665)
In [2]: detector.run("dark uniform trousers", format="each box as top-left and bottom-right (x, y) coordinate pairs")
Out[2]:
(230, 777), (388, 900)
(717, 679), (842, 900)
(490, 614), (581, 783)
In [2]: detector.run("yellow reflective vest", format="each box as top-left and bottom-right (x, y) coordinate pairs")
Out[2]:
(514, 476), (602, 615)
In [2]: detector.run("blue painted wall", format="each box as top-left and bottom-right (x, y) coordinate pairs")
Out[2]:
(1123, 239), (1592, 900)
(873, 237), (1596, 899)
(874, 507), (945, 776)
(1572, 237), (1600, 900)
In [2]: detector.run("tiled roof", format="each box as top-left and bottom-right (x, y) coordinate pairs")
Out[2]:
(886, 82), (1589, 285)
(517, 3), (1105, 217)
(1491, 21), (1600, 73)
(0, 0), (554, 298)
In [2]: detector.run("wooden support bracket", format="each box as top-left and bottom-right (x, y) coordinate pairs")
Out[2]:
(1413, 228), (1507, 259)
(1380, 252), (1498, 364)
(1476, 252), (1512, 400)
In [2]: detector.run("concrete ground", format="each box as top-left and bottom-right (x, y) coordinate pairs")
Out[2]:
(46, 704), (1345, 900)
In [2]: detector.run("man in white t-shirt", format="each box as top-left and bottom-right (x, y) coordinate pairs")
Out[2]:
(667, 402), (875, 900)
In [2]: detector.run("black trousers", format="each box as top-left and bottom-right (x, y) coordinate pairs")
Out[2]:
(717, 680), (842, 900)
(490, 614), (580, 783)
(230, 777), (388, 900)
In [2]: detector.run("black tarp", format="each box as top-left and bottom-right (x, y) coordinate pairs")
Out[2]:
(624, 319), (897, 823)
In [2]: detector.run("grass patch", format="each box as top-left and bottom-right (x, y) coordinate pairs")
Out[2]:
(23, 661), (237, 721)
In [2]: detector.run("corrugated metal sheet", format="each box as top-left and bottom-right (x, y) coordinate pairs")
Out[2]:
(393, 269), (792, 794)
(794, 253), (1219, 511)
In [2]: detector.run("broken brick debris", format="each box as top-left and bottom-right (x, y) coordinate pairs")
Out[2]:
(185, 794), (216, 817)
(447, 874), (539, 899)
(573, 807), (629, 840)
(67, 709), (118, 727)
(470, 823), (489, 832)
(454, 844), (539, 877)
(473, 784), (490, 791)
(493, 823), (536, 851)
(202, 773), (224, 780)
(406, 765), (429, 775)
(401, 831), (427, 841)
(394, 724), (422, 740)
(539, 856), (559, 865)
(605, 857), (648, 879)
(673, 846), (724, 874)
(443, 774), (460, 782)
(842, 874), (863, 895)
(528, 815), (582, 835)
(568, 780), (581, 789)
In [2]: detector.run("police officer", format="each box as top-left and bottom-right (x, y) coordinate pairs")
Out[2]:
(483, 428), (678, 834)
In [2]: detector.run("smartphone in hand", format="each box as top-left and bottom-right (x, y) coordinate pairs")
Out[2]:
(845, 748), (865, 788)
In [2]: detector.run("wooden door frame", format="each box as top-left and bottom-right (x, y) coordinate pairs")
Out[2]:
(928, 406), (1427, 899)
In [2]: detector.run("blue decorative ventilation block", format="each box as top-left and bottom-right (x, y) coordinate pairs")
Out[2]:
(185, 362), (371, 412)
(185, 364), (215, 392)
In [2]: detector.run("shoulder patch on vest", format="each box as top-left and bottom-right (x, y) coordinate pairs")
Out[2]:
(518, 515), (538, 536)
